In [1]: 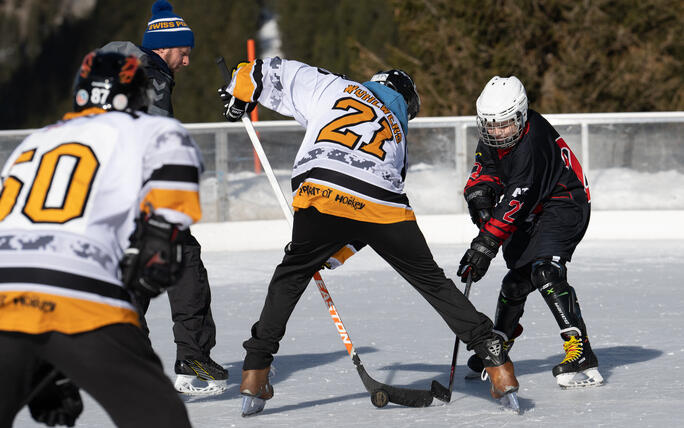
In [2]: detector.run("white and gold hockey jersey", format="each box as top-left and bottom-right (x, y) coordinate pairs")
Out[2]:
(228, 57), (415, 224)
(0, 108), (202, 334)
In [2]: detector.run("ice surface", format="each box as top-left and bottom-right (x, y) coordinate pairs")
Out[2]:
(13, 238), (684, 427)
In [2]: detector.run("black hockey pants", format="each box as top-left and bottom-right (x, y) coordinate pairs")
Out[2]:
(243, 207), (494, 370)
(0, 324), (191, 428)
(137, 231), (217, 361)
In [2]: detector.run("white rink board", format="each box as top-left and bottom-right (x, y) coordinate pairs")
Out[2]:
(190, 211), (684, 252)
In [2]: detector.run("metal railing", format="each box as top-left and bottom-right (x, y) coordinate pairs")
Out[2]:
(2, 112), (683, 222)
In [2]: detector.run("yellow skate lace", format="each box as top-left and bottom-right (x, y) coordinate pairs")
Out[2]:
(559, 336), (583, 364)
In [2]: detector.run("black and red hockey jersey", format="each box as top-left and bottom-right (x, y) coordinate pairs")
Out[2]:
(465, 109), (590, 245)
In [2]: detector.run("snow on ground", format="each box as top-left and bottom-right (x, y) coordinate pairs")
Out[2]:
(12, 237), (684, 427)
(589, 168), (684, 210)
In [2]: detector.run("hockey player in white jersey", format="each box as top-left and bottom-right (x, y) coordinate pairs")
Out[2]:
(218, 58), (520, 416)
(0, 51), (199, 427)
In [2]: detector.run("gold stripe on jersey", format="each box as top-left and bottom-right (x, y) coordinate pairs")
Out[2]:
(233, 61), (257, 102)
(292, 181), (415, 224)
(140, 188), (202, 222)
(0, 291), (139, 334)
(62, 107), (106, 120)
(13, 149), (35, 165)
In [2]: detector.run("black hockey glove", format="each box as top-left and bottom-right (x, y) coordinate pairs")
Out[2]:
(120, 211), (184, 298)
(28, 365), (83, 427)
(465, 185), (495, 228)
(217, 86), (256, 121)
(217, 61), (257, 121)
(457, 233), (500, 283)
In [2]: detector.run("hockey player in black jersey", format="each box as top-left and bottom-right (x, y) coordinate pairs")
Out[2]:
(458, 76), (603, 389)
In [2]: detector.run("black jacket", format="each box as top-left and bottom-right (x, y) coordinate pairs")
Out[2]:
(464, 109), (590, 244)
(99, 41), (175, 117)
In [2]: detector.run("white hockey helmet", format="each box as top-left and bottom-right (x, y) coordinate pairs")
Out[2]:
(475, 76), (528, 148)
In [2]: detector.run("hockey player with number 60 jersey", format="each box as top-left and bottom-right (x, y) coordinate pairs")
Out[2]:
(0, 51), (197, 427)
(218, 57), (520, 416)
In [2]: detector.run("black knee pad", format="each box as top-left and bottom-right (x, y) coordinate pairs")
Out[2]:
(531, 261), (587, 334)
(530, 259), (567, 290)
(501, 267), (535, 300)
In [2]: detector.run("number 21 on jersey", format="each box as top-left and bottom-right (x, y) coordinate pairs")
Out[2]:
(315, 97), (394, 160)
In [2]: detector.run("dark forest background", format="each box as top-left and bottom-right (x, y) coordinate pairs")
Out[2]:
(0, 0), (681, 129)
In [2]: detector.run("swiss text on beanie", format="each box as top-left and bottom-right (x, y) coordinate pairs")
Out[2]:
(141, 0), (194, 50)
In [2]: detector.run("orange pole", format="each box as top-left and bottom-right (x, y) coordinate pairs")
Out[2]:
(247, 38), (262, 174)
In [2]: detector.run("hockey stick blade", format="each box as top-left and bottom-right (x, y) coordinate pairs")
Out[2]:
(430, 379), (451, 402)
(357, 362), (433, 407)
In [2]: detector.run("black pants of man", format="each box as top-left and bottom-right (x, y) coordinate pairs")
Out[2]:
(0, 324), (191, 428)
(137, 232), (217, 361)
(243, 207), (494, 370)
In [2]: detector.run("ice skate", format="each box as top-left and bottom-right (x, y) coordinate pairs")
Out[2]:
(473, 334), (521, 413)
(240, 367), (274, 417)
(466, 324), (522, 379)
(553, 329), (603, 388)
(174, 358), (228, 395)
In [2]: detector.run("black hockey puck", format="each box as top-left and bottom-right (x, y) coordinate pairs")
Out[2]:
(370, 389), (389, 408)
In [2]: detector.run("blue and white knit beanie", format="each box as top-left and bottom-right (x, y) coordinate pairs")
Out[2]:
(141, 0), (194, 50)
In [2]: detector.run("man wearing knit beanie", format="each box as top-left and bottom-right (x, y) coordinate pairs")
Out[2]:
(101, 0), (192, 116)
(100, 0), (228, 396)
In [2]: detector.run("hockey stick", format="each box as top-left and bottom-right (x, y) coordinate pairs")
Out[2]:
(218, 57), (432, 406)
(430, 272), (473, 402)
(18, 368), (59, 409)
